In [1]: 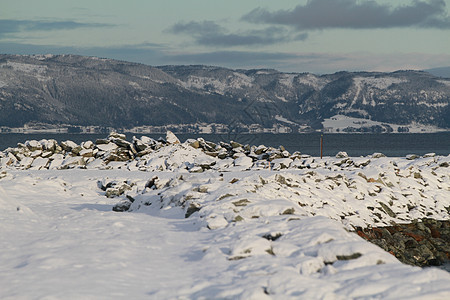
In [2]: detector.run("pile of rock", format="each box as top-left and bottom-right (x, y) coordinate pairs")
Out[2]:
(0, 131), (448, 173)
(0, 132), (171, 170)
(356, 219), (450, 267)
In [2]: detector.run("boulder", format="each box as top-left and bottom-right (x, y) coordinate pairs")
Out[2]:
(233, 156), (253, 168)
(336, 151), (348, 158)
(230, 141), (242, 149)
(109, 132), (126, 140)
(25, 140), (42, 151)
(189, 140), (200, 149)
(406, 154), (420, 160)
(372, 153), (386, 158)
(82, 141), (94, 149)
(60, 140), (78, 152)
(166, 131), (180, 144)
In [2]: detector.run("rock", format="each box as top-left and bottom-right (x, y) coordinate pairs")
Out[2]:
(41, 151), (53, 158)
(185, 203), (201, 218)
(25, 140), (42, 151)
(30, 150), (42, 158)
(145, 176), (159, 189)
(194, 156), (216, 170)
(271, 158), (292, 169)
(95, 138), (110, 145)
(30, 157), (49, 170)
(82, 141), (94, 149)
(205, 151), (219, 157)
(219, 142), (232, 151)
(109, 132), (126, 140)
(166, 131), (180, 144)
(41, 139), (58, 151)
(336, 151), (348, 158)
(217, 149), (228, 159)
(207, 215), (228, 230)
(233, 156), (253, 168)
(372, 153), (386, 158)
(189, 166), (204, 173)
(60, 140), (78, 152)
(59, 156), (85, 169)
(378, 202), (396, 218)
(406, 154), (419, 160)
(71, 146), (83, 155)
(111, 138), (131, 149)
(423, 153), (436, 158)
(230, 141), (242, 149)
(205, 141), (217, 150)
(358, 219), (450, 267)
(96, 143), (118, 152)
(254, 145), (267, 155)
(232, 152), (246, 159)
(133, 139), (147, 152)
(112, 200), (132, 212)
(79, 149), (94, 157)
(232, 199), (250, 207)
(19, 157), (34, 169)
(189, 140), (200, 149)
(104, 181), (132, 198)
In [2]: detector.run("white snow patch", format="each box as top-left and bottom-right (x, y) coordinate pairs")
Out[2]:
(279, 74), (296, 88)
(438, 80), (450, 87)
(353, 76), (407, 90)
(323, 114), (447, 133)
(5, 61), (47, 74)
(297, 74), (329, 90)
(183, 73), (253, 94)
(275, 115), (297, 125)
(417, 101), (448, 108)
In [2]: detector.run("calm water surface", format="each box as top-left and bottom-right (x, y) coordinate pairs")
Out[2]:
(1, 132), (449, 157)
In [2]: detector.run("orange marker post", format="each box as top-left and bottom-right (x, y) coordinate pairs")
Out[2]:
(320, 134), (323, 159)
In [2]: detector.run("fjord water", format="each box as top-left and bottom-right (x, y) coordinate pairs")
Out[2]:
(0, 132), (449, 157)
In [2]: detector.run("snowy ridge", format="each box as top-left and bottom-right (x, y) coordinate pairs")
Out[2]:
(1, 132), (450, 299)
(353, 76), (407, 90)
(1, 55), (450, 130)
(297, 73), (329, 90)
(183, 72), (253, 95)
(4, 61), (48, 74)
(278, 73), (296, 88)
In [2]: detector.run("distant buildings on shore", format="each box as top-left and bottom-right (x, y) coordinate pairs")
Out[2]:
(0, 122), (300, 135)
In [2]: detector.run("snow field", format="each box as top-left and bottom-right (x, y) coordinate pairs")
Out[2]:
(1, 134), (449, 299)
(1, 154), (449, 299)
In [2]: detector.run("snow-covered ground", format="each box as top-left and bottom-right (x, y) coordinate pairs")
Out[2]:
(1, 135), (450, 299)
(323, 114), (447, 133)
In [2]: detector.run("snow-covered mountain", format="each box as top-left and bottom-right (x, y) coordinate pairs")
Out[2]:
(1, 54), (449, 131)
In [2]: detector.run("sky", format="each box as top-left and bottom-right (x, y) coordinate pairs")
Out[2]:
(1, 0), (450, 74)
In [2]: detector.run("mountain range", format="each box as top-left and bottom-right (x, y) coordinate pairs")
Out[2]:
(0, 54), (449, 131)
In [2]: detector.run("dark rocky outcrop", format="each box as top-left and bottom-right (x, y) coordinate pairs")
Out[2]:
(356, 219), (450, 267)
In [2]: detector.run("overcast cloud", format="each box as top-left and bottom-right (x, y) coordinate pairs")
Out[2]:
(243, 0), (450, 29)
(168, 21), (307, 47)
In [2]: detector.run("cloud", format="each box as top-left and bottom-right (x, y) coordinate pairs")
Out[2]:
(243, 0), (450, 30)
(0, 19), (113, 38)
(168, 21), (307, 47)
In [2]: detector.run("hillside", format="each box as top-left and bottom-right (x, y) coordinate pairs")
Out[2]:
(0, 54), (449, 131)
